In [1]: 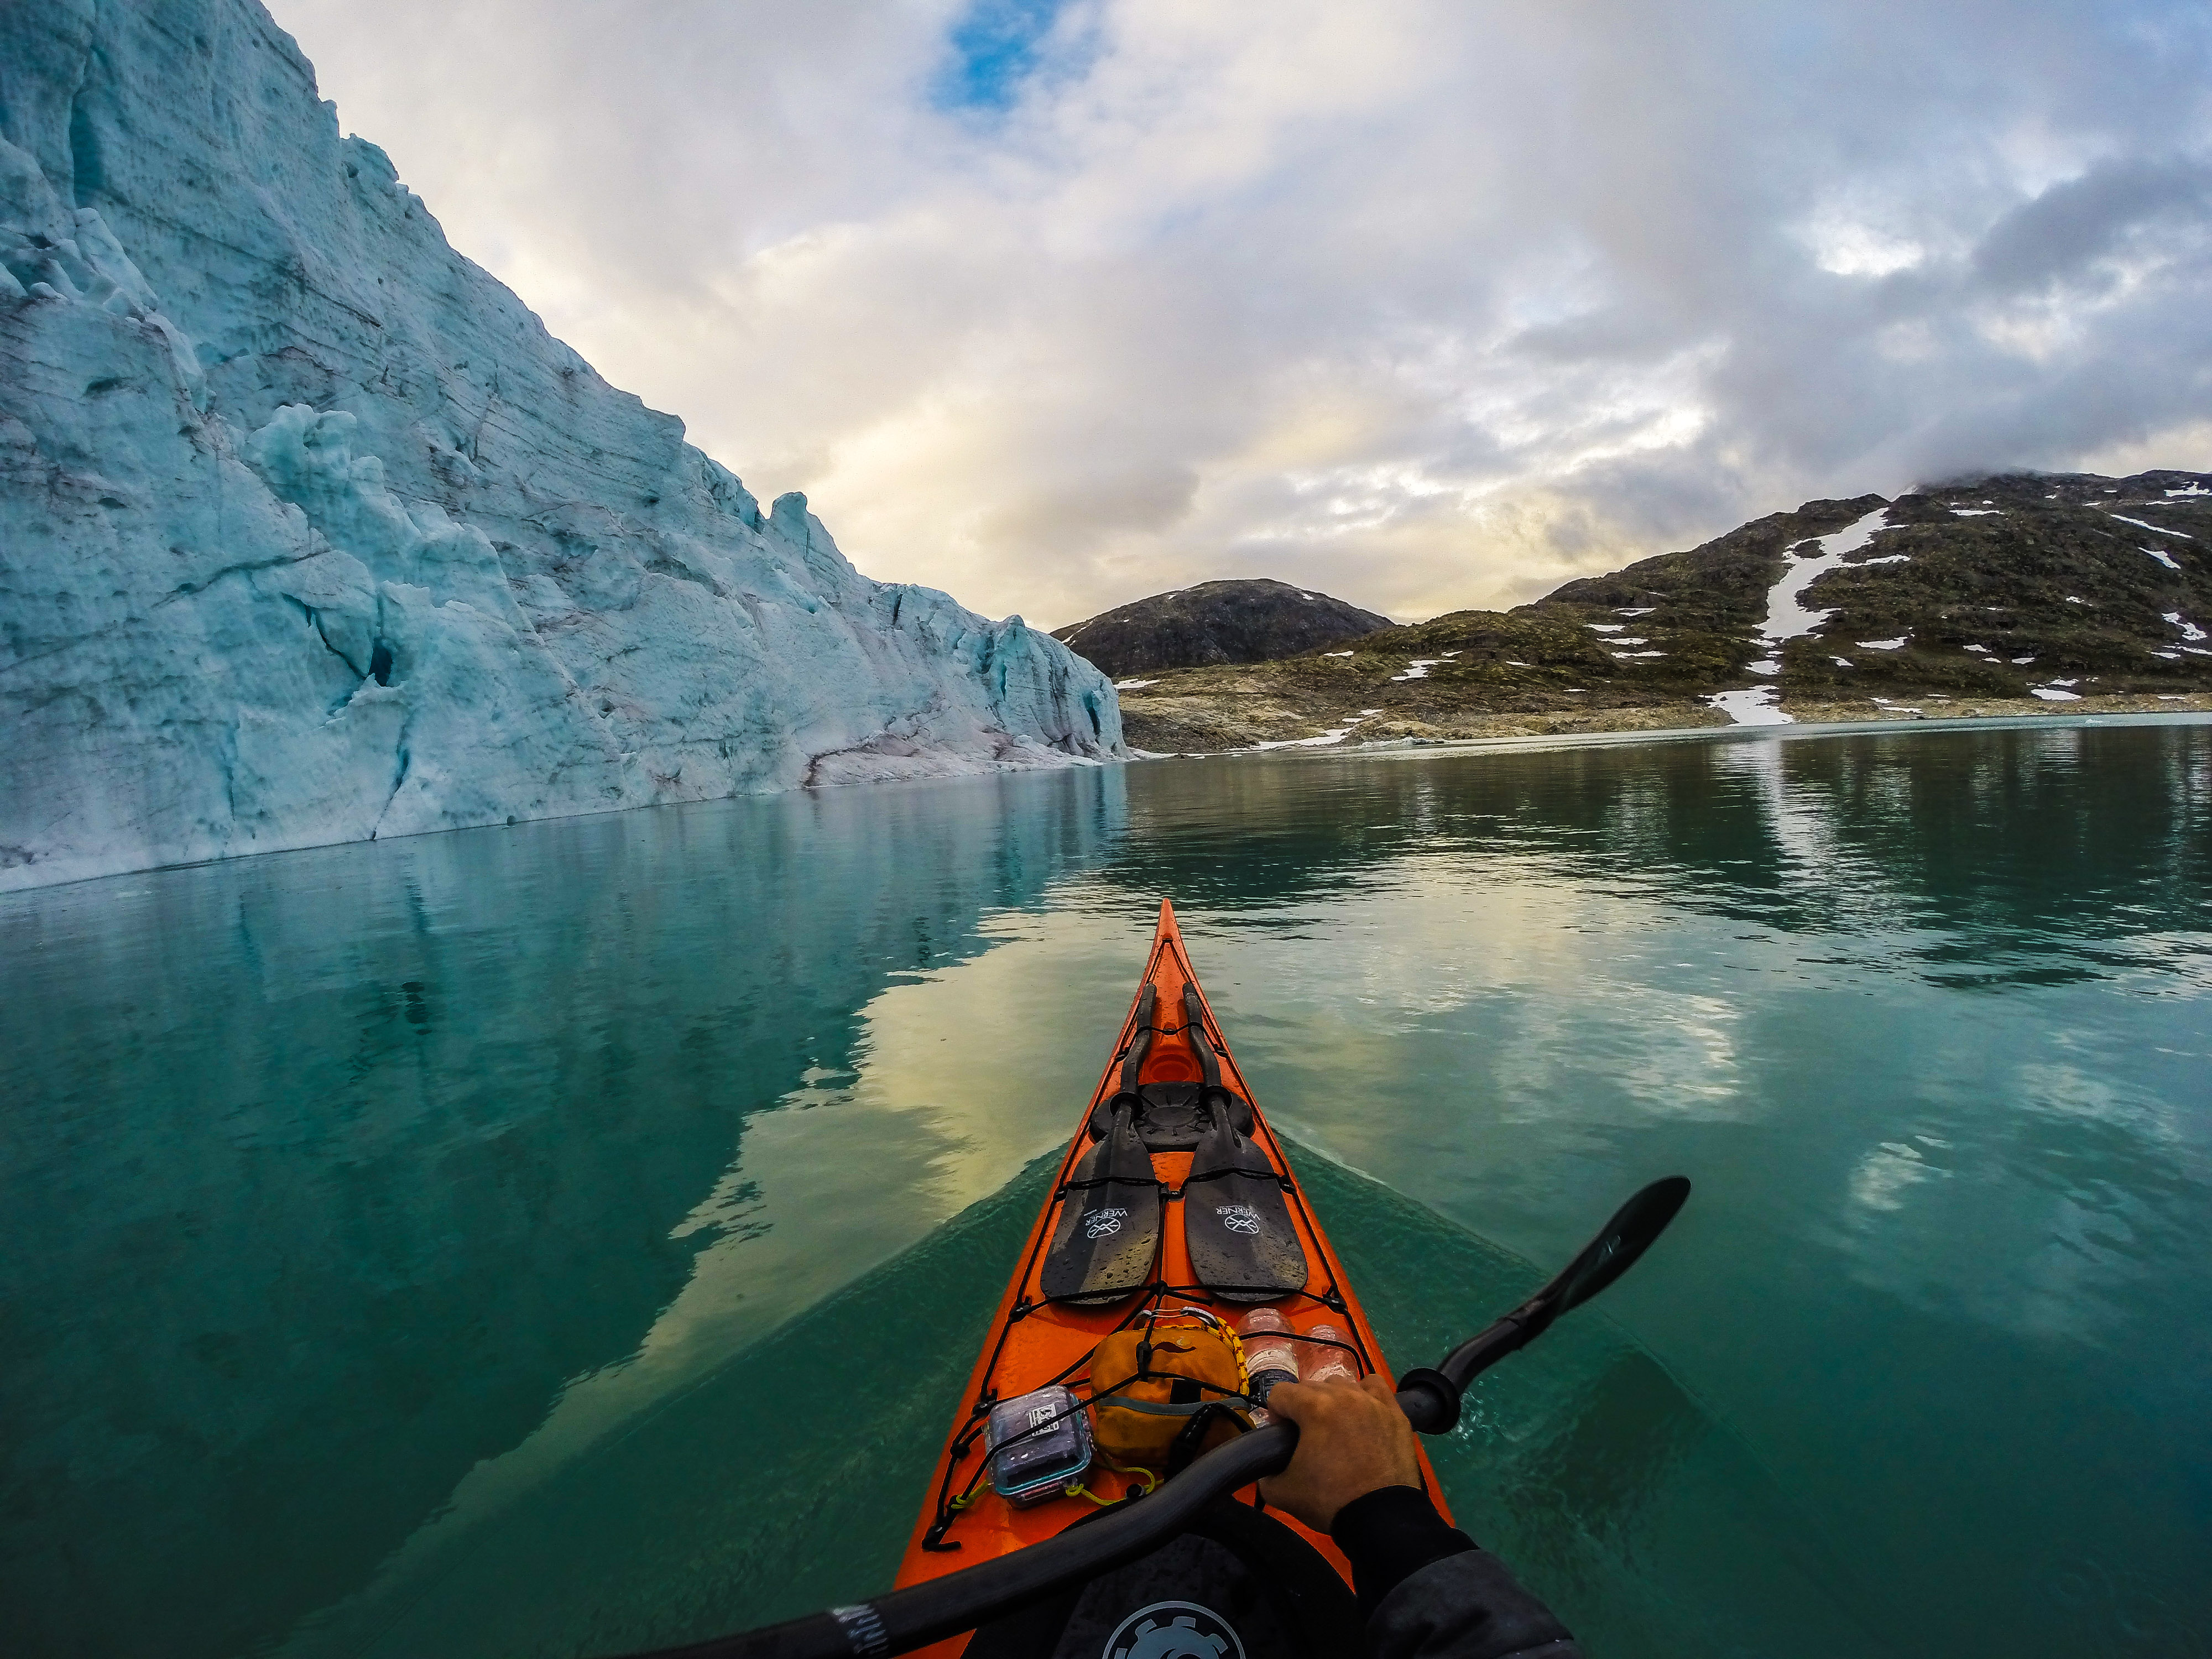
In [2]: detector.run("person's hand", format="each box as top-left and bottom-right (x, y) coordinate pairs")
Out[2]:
(1256, 1373), (1422, 1532)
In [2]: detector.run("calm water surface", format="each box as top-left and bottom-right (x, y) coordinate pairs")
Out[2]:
(5, 722), (2210, 1658)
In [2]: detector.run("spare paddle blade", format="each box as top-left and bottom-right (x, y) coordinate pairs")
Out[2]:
(1039, 1105), (1162, 1306)
(1120, 984), (1158, 1096)
(1182, 1110), (1307, 1303)
(1552, 1174), (1691, 1318)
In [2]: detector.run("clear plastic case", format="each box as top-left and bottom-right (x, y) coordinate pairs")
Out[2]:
(984, 1384), (1094, 1506)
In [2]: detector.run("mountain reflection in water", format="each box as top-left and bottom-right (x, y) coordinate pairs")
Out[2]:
(3, 720), (2207, 1659)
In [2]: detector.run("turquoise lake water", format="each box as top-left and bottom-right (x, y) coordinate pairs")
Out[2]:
(4, 721), (2210, 1658)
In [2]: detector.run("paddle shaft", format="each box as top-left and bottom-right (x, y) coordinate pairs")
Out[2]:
(627, 1381), (1464, 1659)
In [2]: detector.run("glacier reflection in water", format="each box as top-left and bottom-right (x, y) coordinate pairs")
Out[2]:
(3, 721), (2209, 1659)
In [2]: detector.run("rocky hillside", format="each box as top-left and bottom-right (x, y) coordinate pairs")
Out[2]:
(1052, 578), (1389, 678)
(0, 0), (1118, 892)
(1117, 472), (2212, 752)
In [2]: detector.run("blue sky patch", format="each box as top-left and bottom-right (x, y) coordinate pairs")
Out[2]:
(936, 0), (1073, 112)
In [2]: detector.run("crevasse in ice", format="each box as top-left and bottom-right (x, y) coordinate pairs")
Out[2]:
(0, 0), (1120, 892)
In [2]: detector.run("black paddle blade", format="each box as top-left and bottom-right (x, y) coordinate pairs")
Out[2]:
(1552, 1175), (1691, 1317)
(1183, 1112), (1307, 1303)
(1040, 1106), (1161, 1306)
(1434, 1175), (1692, 1396)
(1120, 985), (1158, 1094)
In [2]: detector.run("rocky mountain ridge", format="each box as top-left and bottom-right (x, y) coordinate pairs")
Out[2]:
(1115, 471), (2212, 752)
(1051, 578), (1391, 679)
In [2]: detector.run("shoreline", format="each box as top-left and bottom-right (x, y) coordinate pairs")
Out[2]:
(16, 703), (2210, 899)
(1128, 697), (2212, 761)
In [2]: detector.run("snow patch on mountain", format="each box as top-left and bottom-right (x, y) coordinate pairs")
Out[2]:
(1755, 505), (1895, 650)
(1712, 504), (1895, 722)
(2109, 513), (2193, 539)
(1707, 687), (1793, 725)
(0, 0), (1118, 891)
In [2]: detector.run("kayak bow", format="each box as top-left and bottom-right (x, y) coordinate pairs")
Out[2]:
(889, 899), (1446, 1649)
(598, 907), (1692, 1659)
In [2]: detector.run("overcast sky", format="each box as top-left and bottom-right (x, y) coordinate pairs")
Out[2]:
(278, 0), (2212, 629)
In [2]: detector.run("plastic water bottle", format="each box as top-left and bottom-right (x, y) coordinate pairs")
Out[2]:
(1238, 1307), (1300, 1421)
(1303, 1321), (1356, 1385)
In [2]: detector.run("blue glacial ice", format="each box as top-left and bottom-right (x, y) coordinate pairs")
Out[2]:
(0, 0), (1120, 892)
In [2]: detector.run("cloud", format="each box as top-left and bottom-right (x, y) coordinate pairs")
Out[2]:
(274, 0), (2212, 627)
(1971, 156), (2212, 295)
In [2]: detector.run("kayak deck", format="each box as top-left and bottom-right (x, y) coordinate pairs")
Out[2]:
(892, 900), (1447, 1651)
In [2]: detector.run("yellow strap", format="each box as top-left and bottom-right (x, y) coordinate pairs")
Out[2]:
(1098, 1458), (1159, 1494)
(1063, 1460), (1159, 1506)
(964, 1458), (1155, 1512)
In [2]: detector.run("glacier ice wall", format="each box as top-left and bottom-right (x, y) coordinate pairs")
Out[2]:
(0, 0), (1120, 892)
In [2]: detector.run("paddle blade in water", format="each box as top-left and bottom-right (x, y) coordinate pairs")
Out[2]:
(1433, 1175), (1692, 1396)
(1552, 1175), (1692, 1318)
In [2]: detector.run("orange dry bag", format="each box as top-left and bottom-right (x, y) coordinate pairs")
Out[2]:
(1087, 1307), (1251, 1469)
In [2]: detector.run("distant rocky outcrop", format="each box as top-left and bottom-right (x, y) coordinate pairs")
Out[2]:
(1052, 579), (1390, 679)
(1112, 472), (2212, 750)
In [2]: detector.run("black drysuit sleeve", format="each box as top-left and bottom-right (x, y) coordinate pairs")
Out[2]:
(1331, 1486), (1583, 1659)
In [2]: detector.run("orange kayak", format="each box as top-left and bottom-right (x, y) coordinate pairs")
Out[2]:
(891, 899), (1449, 1654)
